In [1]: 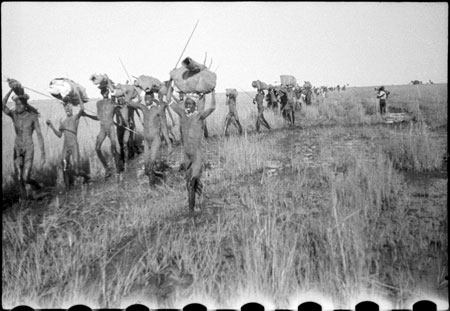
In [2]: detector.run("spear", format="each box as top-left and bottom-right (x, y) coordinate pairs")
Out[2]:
(119, 58), (133, 83)
(239, 87), (255, 100)
(173, 19), (200, 69)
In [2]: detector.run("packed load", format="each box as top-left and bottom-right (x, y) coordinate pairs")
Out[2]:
(303, 81), (312, 89)
(49, 78), (89, 106)
(134, 75), (162, 92)
(225, 88), (238, 97)
(90, 73), (115, 89)
(251, 80), (269, 90)
(6, 78), (40, 114)
(7, 78), (25, 96)
(113, 83), (138, 100)
(170, 57), (217, 94)
(280, 75), (297, 87)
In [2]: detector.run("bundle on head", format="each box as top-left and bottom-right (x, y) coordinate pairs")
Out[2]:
(280, 75), (297, 87)
(49, 78), (89, 106)
(251, 80), (269, 90)
(114, 83), (139, 100)
(90, 74), (114, 88)
(7, 78), (25, 96)
(158, 80), (170, 96)
(303, 81), (312, 89)
(226, 88), (238, 98)
(170, 57), (216, 94)
(134, 75), (162, 92)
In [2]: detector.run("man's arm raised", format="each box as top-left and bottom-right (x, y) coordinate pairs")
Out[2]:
(76, 102), (85, 120)
(166, 80), (185, 117)
(127, 101), (145, 111)
(2, 88), (14, 117)
(200, 89), (216, 120)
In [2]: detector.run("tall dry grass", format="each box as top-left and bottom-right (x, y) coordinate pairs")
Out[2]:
(382, 122), (444, 171)
(2, 85), (448, 308)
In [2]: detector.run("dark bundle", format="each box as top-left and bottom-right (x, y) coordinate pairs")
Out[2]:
(170, 57), (217, 94)
(90, 74), (115, 89)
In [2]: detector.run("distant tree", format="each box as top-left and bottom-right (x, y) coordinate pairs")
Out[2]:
(410, 80), (422, 85)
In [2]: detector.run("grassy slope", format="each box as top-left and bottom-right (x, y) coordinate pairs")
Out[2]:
(2, 84), (448, 308)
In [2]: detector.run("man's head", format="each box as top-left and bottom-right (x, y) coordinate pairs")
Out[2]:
(64, 103), (74, 116)
(117, 96), (126, 106)
(100, 87), (110, 99)
(144, 92), (155, 106)
(379, 86), (385, 91)
(184, 97), (196, 113)
(12, 94), (30, 114)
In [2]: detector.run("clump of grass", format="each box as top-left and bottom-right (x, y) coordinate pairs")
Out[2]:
(215, 134), (272, 180)
(382, 122), (443, 171)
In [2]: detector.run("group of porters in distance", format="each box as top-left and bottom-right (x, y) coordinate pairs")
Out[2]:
(3, 56), (331, 212)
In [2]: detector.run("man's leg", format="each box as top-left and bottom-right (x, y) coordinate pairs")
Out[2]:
(223, 114), (231, 136)
(234, 116), (243, 135)
(261, 113), (271, 130)
(256, 114), (261, 132)
(203, 121), (209, 138)
(116, 125), (126, 166)
(95, 128), (110, 177)
(72, 144), (90, 183)
(122, 127), (130, 168)
(107, 126), (122, 174)
(13, 148), (27, 200)
(185, 152), (203, 212)
(62, 146), (72, 190)
(160, 113), (173, 154)
(22, 146), (41, 198)
(148, 135), (162, 186)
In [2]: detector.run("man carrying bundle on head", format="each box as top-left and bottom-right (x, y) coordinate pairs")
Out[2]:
(168, 56), (217, 212)
(279, 85), (296, 126)
(112, 83), (145, 168)
(3, 79), (46, 201)
(166, 81), (216, 212)
(46, 102), (91, 189)
(134, 76), (173, 155)
(253, 88), (271, 132)
(82, 91), (122, 179)
(90, 74), (115, 99)
(223, 88), (243, 136)
(126, 90), (170, 187)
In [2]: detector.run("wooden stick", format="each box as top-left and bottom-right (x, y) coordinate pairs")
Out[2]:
(173, 19), (200, 69)
(239, 87), (255, 100)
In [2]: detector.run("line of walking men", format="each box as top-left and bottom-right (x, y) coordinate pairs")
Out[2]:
(3, 76), (312, 211)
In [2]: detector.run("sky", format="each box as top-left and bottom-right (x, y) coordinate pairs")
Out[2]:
(1, 1), (448, 100)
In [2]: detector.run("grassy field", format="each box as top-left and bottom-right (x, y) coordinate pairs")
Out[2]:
(2, 84), (448, 309)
